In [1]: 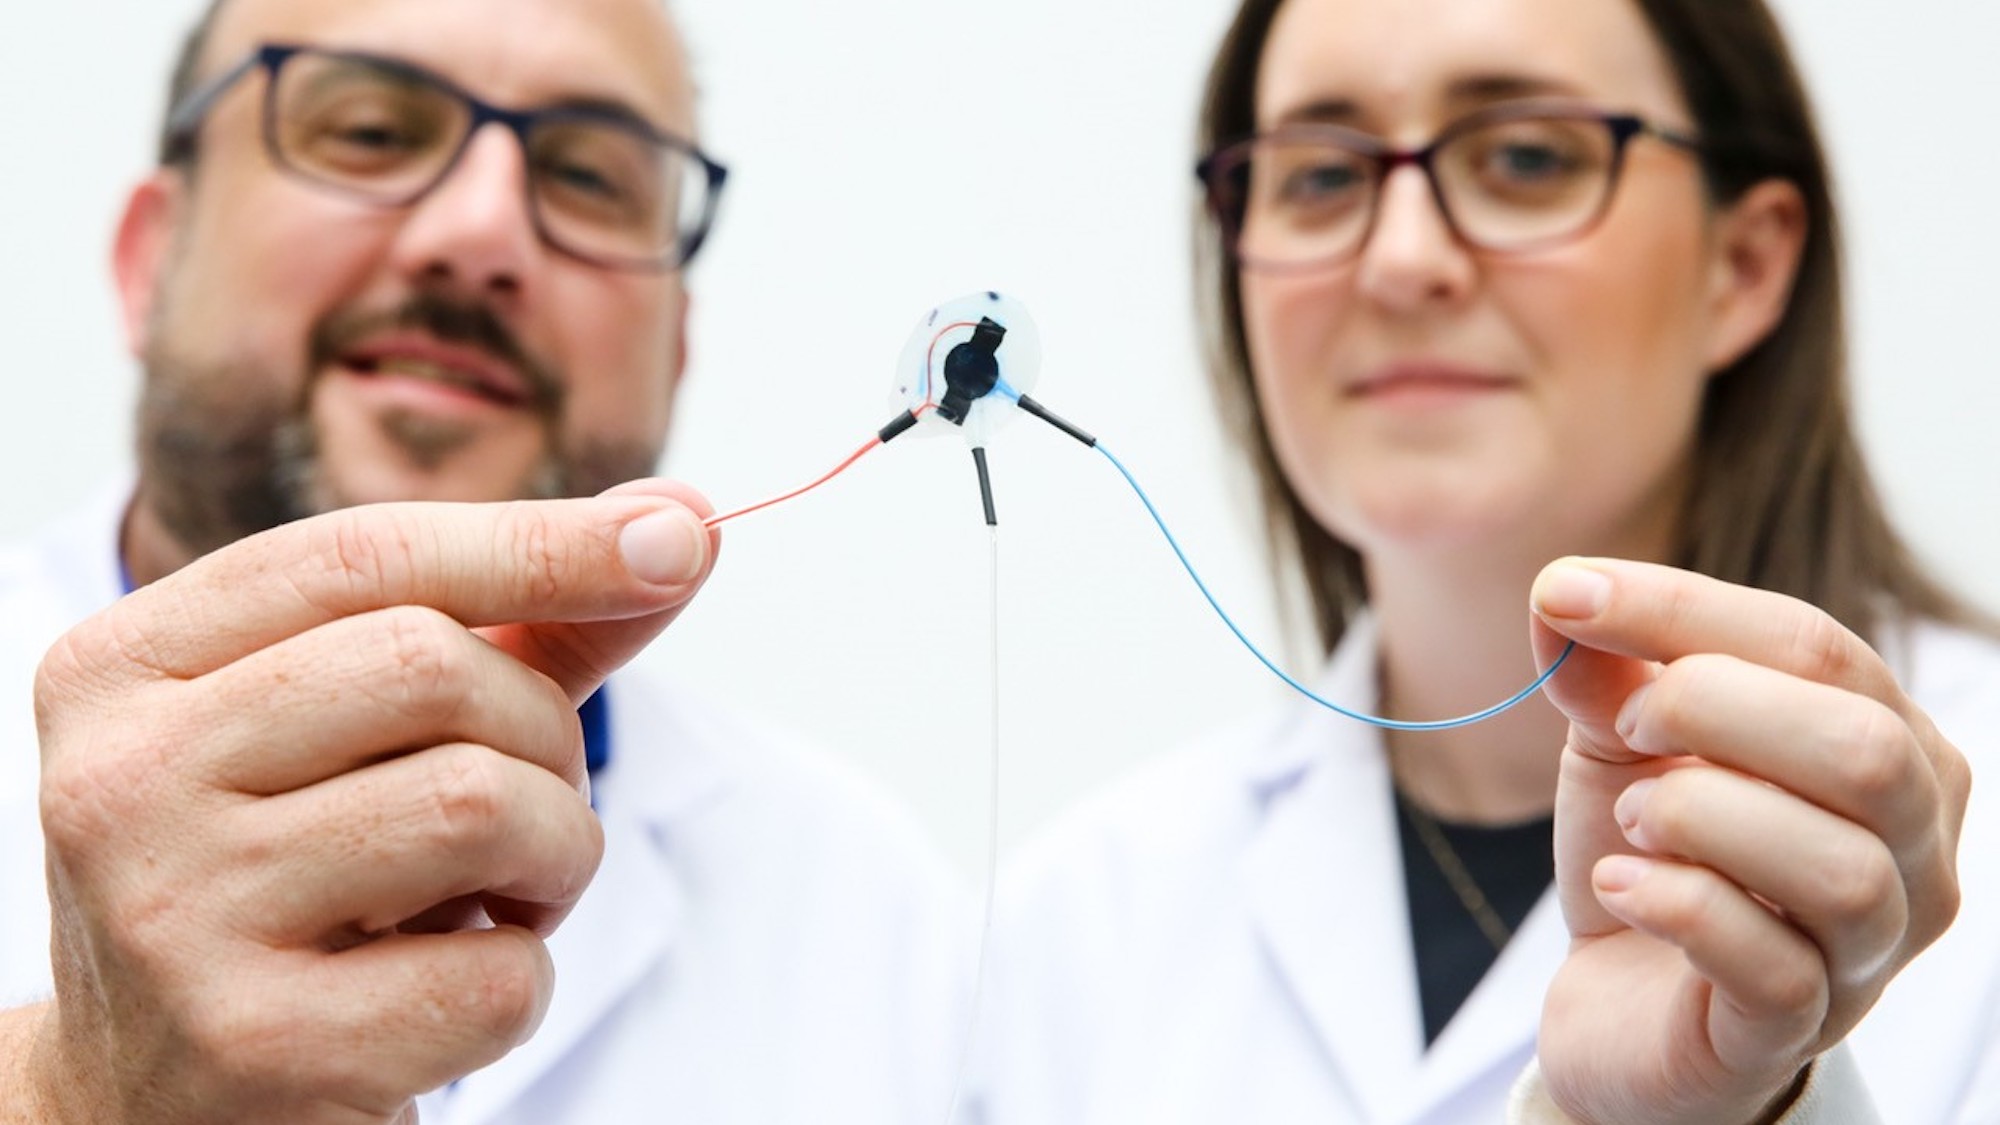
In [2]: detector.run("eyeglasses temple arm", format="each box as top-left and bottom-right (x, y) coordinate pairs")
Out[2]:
(160, 51), (268, 163)
(1648, 123), (1704, 153)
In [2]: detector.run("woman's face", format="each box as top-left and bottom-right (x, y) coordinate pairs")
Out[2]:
(1242, 0), (1730, 567)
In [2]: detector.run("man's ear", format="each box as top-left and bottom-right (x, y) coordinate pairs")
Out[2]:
(111, 171), (185, 361)
(1701, 178), (1809, 374)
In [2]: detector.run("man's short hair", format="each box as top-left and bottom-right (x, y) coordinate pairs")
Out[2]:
(156, 0), (683, 168)
(160, 0), (229, 166)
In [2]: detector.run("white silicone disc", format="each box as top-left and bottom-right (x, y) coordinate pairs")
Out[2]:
(891, 291), (1042, 446)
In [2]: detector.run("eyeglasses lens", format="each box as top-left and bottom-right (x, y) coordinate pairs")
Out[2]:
(527, 119), (695, 265)
(1435, 116), (1617, 250)
(272, 54), (468, 202)
(271, 51), (701, 266)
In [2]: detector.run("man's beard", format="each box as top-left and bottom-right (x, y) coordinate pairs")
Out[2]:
(135, 292), (663, 561)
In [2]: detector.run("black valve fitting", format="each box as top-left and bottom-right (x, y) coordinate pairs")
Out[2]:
(937, 317), (1007, 425)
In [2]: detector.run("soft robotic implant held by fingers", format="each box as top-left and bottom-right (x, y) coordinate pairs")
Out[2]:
(710, 288), (1567, 732)
(902, 293), (1571, 732)
(893, 291), (1043, 447)
(704, 292), (1040, 528)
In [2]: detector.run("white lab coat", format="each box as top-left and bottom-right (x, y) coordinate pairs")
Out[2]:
(968, 615), (2000, 1124)
(0, 484), (975, 1125)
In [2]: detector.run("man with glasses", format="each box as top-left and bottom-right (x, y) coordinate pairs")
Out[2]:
(0, 0), (967, 1121)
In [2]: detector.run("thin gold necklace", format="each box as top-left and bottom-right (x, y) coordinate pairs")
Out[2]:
(1397, 790), (1513, 952)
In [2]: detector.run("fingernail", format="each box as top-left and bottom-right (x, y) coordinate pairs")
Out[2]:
(1533, 560), (1612, 620)
(1595, 854), (1652, 895)
(1615, 683), (1652, 743)
(1614, 779), (1656, 849)
(618, 508), (708, 586)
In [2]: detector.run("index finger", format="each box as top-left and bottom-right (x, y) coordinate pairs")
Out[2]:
(67, 489), (715, 688)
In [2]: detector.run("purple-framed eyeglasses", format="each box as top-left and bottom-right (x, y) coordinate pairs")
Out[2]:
(1197, 100), (1702, 272)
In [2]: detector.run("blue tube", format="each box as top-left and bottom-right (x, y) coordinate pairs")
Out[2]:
(1093, 441), (1574, 731)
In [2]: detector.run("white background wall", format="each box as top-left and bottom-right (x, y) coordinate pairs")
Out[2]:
(2, 1), (1995, 879)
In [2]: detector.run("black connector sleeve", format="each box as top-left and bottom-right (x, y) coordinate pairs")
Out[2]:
(972, 447), (998, 527)
(877, 410), (920, 444)
(1016, 394), (1097, 447)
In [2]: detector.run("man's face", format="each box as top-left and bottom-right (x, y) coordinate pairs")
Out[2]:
(124, 0), (698, 558)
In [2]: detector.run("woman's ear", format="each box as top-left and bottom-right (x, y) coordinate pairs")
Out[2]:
(111, 172), (185, 360)
(1701, 178), (1809, 373)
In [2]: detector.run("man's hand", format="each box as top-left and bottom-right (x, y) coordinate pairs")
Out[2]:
(17, 480), (717, 1124)
(1528, 557), (1967, 1124)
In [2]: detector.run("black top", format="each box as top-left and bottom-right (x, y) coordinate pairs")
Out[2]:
(1393, 792), (1556, 1045)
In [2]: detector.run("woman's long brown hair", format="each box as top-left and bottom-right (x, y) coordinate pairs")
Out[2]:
(1195, 0), (1986, 654)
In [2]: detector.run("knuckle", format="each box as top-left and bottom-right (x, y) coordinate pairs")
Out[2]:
(466, 937), (549, 1044)
(1815, 839), (1900, 925)
(1646, 656), (1724, 739)
(1832, 705), (1919, 808)
(420, 745), (510, 855)
(1786, 609), (1861, 688)
(1652, 576), (1706, 640)
(1649, 865), (1722, 934)
(1933, 736), (1974, 812)
(38, 739), (161, 854)
(1755, 957), (1827, 1022)
(35, 612), (176, 723)
(1639, 770), (1701, 854)
(1909, 854), (1961, 945)
(550, 809), (607, 907)
(375, 606), (474, 711)
(500, 503), (571, 607)
(32, 633), (94, 730)
(303, 508), (423, 609)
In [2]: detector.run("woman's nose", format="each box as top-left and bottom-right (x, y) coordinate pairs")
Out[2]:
(1353, 164), (1476, 313)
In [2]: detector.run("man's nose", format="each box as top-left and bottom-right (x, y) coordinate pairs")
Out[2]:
(1353, 165), (1476, 313)
(388, 125), (542, 300)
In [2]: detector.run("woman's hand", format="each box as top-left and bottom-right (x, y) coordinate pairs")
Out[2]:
(1526, 557), (1968, 1124)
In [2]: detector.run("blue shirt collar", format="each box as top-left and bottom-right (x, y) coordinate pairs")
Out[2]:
(579, 688), (611, 778)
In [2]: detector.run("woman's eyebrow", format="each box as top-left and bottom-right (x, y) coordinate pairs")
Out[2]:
(1267, 72), (1591, 130)
(1270, 96), (1361, 128)
(1442, 72), (1590, 106)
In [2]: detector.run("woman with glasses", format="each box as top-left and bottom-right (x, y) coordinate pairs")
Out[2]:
(970, 0), (1998, 1121)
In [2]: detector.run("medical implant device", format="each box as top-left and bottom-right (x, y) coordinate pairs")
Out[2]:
(706, 290), (1574, 727)
(704, 291), (1575, 1120)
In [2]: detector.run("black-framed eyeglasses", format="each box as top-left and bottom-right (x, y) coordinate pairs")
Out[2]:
(163, 43), (729, 273)
(1196, 101), (1701, 273)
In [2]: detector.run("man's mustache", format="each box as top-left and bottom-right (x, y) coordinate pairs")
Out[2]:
(308, 294), (564, 415)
